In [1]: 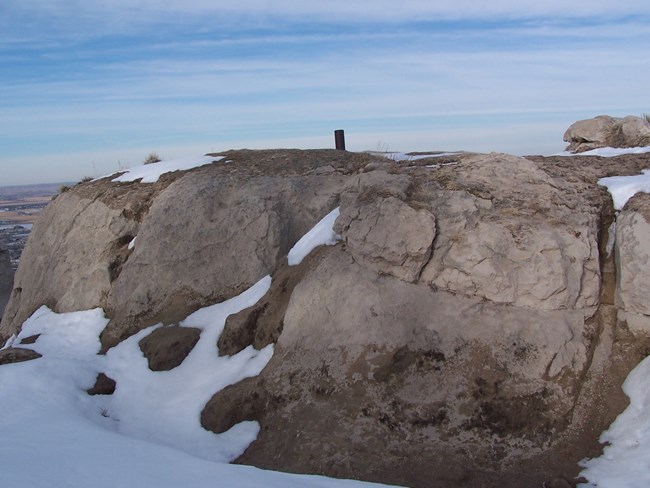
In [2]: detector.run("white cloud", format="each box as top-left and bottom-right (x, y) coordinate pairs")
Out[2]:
(2, 1), (649, 185)
(3, 1), (650, 43)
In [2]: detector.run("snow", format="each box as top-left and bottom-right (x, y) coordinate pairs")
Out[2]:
(128, 236), (136, 250)
(557, 146), (650, 157)
(598, 169), (650, 210)
(0, 223), (32, 230)
(287, 207), (341, 266)
(109, 155), (224, 183)
(579, 355), (650, 487)
(0, 277), (392, 487)
(368, 151), (459, 162)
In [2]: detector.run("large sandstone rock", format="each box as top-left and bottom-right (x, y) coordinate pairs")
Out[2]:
(564, 115), (650, 153)
(0, 247), (12, 319)
(3, 148), (650, 488)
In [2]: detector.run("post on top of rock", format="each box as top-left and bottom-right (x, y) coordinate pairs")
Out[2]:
(334, 129), (346, 150)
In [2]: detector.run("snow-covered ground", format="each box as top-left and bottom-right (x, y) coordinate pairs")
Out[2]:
(0, 210), (391, 487)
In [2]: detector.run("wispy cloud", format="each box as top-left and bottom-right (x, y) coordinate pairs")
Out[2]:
(1, 2), (650, 184)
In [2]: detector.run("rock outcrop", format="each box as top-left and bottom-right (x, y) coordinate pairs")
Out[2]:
(2, 148), (650, 488)
(0, 247), (13, 319)
(564, 115), (650, 153)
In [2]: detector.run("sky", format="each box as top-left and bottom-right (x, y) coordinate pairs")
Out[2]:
(1, 1), (650, 185)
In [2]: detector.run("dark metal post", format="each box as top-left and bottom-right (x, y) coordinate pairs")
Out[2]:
(334, 129), (346, 150)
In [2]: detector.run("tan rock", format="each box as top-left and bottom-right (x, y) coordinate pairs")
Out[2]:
(563, 115), (650, 153)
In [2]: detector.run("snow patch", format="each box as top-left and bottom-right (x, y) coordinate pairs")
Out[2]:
(557, 146), (650, 157)
(109, 155), (224, 183)
(368, 151), (459, 162)
(598, 169), (650, 210)
(579, 355), (650, 487)
(288, 207), (341, 266)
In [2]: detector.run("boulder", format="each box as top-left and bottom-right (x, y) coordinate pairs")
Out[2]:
(564, 115), (650, 153)
(3, 148), (650, 488)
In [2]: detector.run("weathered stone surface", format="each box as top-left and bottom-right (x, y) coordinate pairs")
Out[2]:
(564, 115), (650, 153)
(0, 247), (12, 318)
(615, 193), (650, 332)
(420, 153), (601, 311)
(334, 195), (436, 282)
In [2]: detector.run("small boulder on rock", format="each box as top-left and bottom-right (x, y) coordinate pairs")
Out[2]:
(564, 115), (650, 153)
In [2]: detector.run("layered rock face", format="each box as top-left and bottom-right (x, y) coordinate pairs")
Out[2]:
(0, 247), (13, 318)
(564, 115), (650, 153)
(2, 149), (650, 488)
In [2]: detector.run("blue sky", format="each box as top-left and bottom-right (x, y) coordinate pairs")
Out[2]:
(2, 1), (650, 185)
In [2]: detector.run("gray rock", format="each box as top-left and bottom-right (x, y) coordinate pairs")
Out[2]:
(564, 115), (650, 153)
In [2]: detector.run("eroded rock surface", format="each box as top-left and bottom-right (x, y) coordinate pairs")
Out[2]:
(2, 148), (650, 488)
